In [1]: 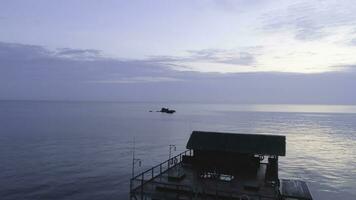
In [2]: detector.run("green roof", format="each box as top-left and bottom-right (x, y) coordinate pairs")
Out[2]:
(186, 131), (286, 156)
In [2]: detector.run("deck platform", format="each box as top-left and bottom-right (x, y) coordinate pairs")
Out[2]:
(131, 154), (279, 200)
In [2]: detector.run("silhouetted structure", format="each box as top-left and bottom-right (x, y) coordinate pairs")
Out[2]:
(130, 131), (313, 200)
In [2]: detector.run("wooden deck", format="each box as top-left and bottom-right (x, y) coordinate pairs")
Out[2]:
(131, 162), (279, 200)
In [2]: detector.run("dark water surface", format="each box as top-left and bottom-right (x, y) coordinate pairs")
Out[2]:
(0, 101), (356, 200)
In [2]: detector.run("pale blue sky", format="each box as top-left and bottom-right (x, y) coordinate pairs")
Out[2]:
(0, 0), (355, 103)
(0, 1), (265, 59)
(2, 0), (356, 73)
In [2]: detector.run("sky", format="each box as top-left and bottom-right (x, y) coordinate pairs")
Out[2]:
(0, 0), (356, 103)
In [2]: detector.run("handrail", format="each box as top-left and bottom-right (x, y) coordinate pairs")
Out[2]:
(130, 149), (192, 193)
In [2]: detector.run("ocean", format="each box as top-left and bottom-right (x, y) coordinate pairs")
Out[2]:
(0, 101), (355, 200)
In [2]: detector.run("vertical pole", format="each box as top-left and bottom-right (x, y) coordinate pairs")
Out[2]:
(160, 164), (162, 181)
(169, 144), (176, 168)
(130, 137), (136, 200)
(129, 179), (132, 200)
(130, 137), (135, 200)
(169, 146), (172, 160)
(141, 174), (144, 200)
(168, 145), (172, 168)
(276, 156), (279, 184)
(132, 137), (135, 178)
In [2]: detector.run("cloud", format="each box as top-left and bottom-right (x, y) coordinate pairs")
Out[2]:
(144, 55), (183, 63)
(349, 38), (356, 46)
(143, 48), (257, 73)
(186, 49), (256, 65)
(146, 48), (256, 65)
(0, 41), (356, 104)
(90, 76), (182, 84)
(210, 0), (269, 13)
(332, 64), (356, 72)
(0, 41), (182, 84)
(216, 52), (255, 65)
(261, 0), (356, 41)
(91, 76), (182, 84)
(0, 42), (52, 60)
(56, 48), (102, 59)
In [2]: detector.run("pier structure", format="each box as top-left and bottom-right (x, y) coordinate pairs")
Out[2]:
(130, 131), (312, 200)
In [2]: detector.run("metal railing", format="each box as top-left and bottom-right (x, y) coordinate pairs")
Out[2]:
(129, 149), (192, 197)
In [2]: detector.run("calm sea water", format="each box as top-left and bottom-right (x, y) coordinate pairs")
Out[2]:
(0, 101), (356, 200)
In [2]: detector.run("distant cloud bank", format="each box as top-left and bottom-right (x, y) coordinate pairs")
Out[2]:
(0, 41), (355, 104)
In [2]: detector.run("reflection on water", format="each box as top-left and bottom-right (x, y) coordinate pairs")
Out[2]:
(254, 115), (356, 199)
(0, 101), (355, 200)
(172, 103), (356, 114)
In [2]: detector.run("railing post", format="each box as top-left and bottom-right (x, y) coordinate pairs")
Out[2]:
(140, 174), (144, 200)
(129, 179), (132, 192)
(129, 178), (132, 200)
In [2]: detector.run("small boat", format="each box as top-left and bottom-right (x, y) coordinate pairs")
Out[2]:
(159, 107), (176, 114)
(130, 131), (313, 200)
